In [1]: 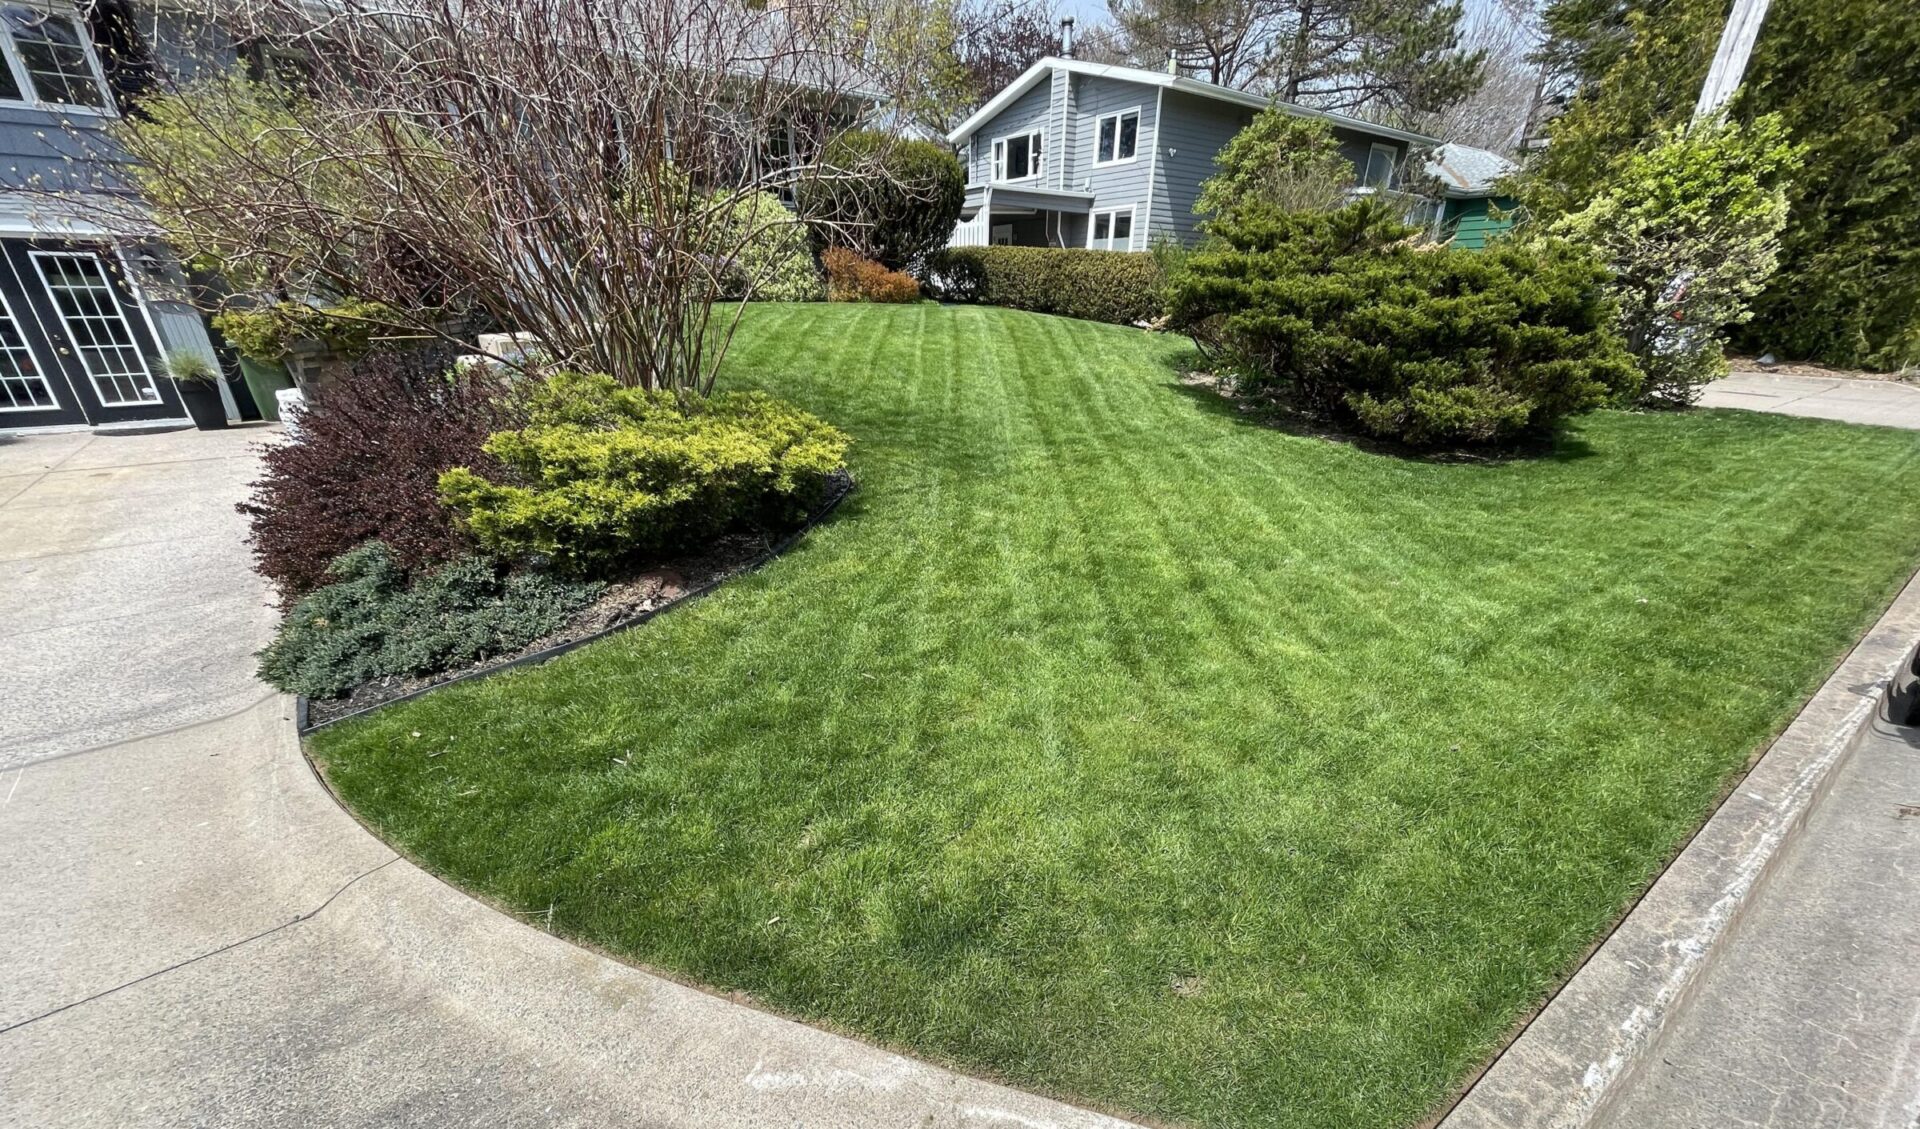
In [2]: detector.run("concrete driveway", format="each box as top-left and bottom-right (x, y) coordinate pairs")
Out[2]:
(1700, 371), (1920, 429)
(0, 427), (1132, 1129)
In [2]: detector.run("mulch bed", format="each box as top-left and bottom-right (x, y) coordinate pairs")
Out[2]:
(301, 472), (852, 729)
(1728, 355), (1917, 382)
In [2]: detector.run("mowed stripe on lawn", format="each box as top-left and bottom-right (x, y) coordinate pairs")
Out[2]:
(315, 303), (1920, 1129)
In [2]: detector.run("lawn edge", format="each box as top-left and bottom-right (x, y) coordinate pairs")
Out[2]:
(1435, 563), (1920, 1129)
(295, 475), (855, 736)
(284, 696), (1153, 1129)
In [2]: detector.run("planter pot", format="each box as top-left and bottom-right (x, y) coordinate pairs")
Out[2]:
(238, 357), (297, 422)
(174, 379), (228, 430)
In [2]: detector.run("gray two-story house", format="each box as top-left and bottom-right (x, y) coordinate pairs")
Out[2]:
(947, 56), (1440, 251)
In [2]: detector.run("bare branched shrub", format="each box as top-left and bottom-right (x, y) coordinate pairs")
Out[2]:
(67, 0), (898, 393)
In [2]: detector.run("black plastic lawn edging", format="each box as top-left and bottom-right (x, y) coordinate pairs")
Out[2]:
(294, 475), (855, 737)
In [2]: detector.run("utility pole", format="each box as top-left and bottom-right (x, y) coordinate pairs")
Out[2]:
(1693, 0), (1773, 119)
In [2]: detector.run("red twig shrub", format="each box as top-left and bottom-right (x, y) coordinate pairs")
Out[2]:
(823, 247), (921, 303)
(239, 350), (521, 601)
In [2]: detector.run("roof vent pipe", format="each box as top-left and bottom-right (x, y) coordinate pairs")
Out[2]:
(1166, 50), (1178, 75)
(1059, 16), (1074, 58)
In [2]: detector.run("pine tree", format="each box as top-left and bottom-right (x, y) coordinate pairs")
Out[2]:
(1736, 0), (1920, 367)
(1105, 0), (1485, 119)
(1528, 0), (1920, 368)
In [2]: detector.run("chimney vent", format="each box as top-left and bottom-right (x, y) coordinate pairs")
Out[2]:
(1059, 17), (1075, 58)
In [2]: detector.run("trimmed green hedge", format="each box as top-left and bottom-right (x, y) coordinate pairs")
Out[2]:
(923, 246), (1163, 326)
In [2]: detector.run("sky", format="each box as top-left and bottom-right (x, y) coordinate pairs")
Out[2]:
(1053, 0), (1527, 36)
(1057, 0), (1113, 28)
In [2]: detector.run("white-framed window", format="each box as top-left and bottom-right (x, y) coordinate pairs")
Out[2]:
(31, 250), (158, 407)
(1094, 108), (1141, 165)
(1364, 142), (1398, 189)
(0, 284), (56, 412)
(0, 4), (113, 114)
(1087, 205), (1135, 252)
(991, 128), (1043, 182)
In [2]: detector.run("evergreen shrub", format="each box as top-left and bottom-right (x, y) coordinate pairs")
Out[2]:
(1166, 200), (1639, 447)
(256, 541), (603, 698)
(440, 373), (850, 574)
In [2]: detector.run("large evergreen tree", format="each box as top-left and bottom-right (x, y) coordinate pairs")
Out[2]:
(1527, 0), (1920, 368)
(1105, 0), (1485, 119)
(1736, 0), (1920, 367)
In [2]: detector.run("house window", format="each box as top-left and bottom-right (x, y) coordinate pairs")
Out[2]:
(762, 123), (795, 201)
(1364, 143), (1398, 189)
(991, 129), (1043, 182)
(1095, 109), (1140, 165)
(0, 288), (54, 412)
(1088, 206), (1134, 251)
(0, 5), (110, 111)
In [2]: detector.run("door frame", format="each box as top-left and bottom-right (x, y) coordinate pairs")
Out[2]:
(0, 238), (182, 427)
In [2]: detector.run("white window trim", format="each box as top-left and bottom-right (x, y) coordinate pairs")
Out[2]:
(990, 127), (1044, 184)
(0, 3), (117, 117)
(1092, 107), (1143, 167)
(1086, 204), (1137, 252)
(1365, 142), (1399, 189)
(0, 279), (58, 411)
(30, 248), (158, 407)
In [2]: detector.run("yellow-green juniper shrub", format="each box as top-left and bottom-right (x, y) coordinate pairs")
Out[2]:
(439, 373), (850, 574)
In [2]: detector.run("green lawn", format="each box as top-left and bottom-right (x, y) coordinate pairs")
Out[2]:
(314, 304), (1920, 1129)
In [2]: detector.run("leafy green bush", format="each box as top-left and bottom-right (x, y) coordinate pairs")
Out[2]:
(1166, 200), (1639, 447)
(718, 191), (825, 302)
(257, 542), (603, 699)
(439, 373), (851, 573)
(212, 297), (402, 364)
(795, 131), (966, 269)
(923, 246), (1164, 326)
(824, 247), (921, 303)
(1550, 116), (1799, 406)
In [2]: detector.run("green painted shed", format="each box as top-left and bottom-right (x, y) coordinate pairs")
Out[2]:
(1439, 195), (1520, 249)
(1424, 144), (1521, 250)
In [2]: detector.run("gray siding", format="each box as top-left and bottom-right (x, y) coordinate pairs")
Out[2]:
(1154, 91), (1256, 246)
(1064, 75), (1156, 250)
(966, 81), (1051, 186)
(1048, 66), (1072, 191)
(0, 106), (120, 194)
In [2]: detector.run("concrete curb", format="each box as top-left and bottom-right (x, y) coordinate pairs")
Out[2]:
(1440, 568), (1920, 1129)
(283, 694), (1146, 1128)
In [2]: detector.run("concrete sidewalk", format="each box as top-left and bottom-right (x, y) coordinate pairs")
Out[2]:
(1599, 711), (1920, 1129)
(0, 427), (1134, 1129)
(1700, 371), (1920, 430)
